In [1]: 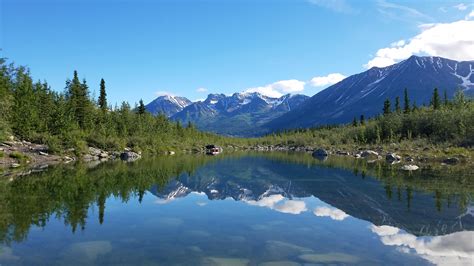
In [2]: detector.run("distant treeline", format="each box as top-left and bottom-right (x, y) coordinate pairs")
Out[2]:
(0, 59), (237, 154)
(256, 88), (473, 148)
(1, 58), (472, 152)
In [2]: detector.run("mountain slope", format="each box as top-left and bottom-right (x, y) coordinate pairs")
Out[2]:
(171, 92), (309, 136)
(266, 55), (474, 131)
(145, 95), (192, 117)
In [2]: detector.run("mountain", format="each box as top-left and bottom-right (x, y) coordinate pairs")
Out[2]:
(145, 95), (192, 117)
(266, 55), (474, 131)
(171, 92), (309, 136)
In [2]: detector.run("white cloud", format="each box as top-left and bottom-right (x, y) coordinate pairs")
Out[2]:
(466, 10), (474, 20)
(371, 225), (474, 266)
(307, 0), (354, 13)
(313, 206), (349, 221)
(196, 87), (208, 93)
(244, 194), (307, 215)
(155, 90), (175, 96)
(310, 73), (346, 87)
(377, 0), (433, 23)
(244, 79), (306, 98)
(454, 3), (468, 11)
(366, 20), (474, 68)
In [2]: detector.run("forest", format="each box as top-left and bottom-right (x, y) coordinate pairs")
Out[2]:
(1, 59), (473, 156)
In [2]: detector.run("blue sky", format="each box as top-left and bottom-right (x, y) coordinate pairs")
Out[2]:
(1, 0), (473, 105)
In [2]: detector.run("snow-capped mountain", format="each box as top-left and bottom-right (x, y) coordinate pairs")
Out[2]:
(266, 55), (474, 131)
(171, 92), (309, 136)
(145, 95), (192, 117)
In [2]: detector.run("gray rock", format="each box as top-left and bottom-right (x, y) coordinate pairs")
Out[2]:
(386, 153), (401, 162)
(83, 154), (99, 161)
(11, 163), (21, 168)
(88, 147), (102, 156)
(312, 148), (329, 157)
(39, 151), (49, 156)
(120, 151), (141, 162)
(99, 152), (109, 159)
(361, 150), (378, 158)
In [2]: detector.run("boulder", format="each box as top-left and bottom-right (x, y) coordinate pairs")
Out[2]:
(88, 147), (102, 156)
(39, 151), (49, 156)
(361, 150), (378, 158)
(99, 152), (109, 159)
(312, 149), (329, 157)
(11, 163), (20, 168)
(401, 165), (419, 171)
(168, 151), (175, 155)
(120, 151), (141, 162)
(385, 153), (401, 162)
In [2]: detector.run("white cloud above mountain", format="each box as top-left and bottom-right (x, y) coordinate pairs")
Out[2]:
(310, 73), (346, 87)
(196, 87), (208, 93)
(453, 3), (468, 11)
(365, 19), (474, 68)
(244, 79), (306, 98)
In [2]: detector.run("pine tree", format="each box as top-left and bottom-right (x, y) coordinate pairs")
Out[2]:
(137, 99), (146, 115)
(395, 96), (401, 113)
(383, 99), (391, 115)
(403, 88), (410, 114)
(360, 115), (365, 126)
(431, 88), (441, 110)
(98, 78), (107, 111)
(66, 71), (93, 129)
(443, 89), (448, 106)
(352, 117), (357, 127)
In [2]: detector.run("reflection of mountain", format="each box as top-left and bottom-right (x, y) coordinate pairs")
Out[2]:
(150, 156), (473, 236)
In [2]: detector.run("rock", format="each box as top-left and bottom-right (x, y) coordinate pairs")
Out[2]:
(11, 163), (20, 168)
(82, 154), (99, 161)
(385, 153), (401, 162)
(405, 157), (414, 162)
(361, 150), (378, 158)
(88, 147), (102, 156)
(168, 151), (175, 155)
(99, 152), (109, 159)
(39, 151), (49, 156)
(8, 135), (14, 141)
(354, 153), (362, 159)
(443, 157), (460, 165)
(336, 151), (350, 155)
(312, 148), (329, 157)
(120, 151), (141, 161)
(401, 164), (419, 171)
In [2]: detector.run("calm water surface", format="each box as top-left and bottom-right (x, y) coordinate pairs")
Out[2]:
(0, 153), (473, 265)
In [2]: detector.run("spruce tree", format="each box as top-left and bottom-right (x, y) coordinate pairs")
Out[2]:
(98, 78), (107, 111)
(360, 115), (365, 126)
(352, 117), (357, 127)
(431, 88), (441, 110)
(403, 88), (410, 114)
(395, 96), (401, 113)
(383, 99), (391, 115)
(443, 90), (448, 106)
(138, 99), (146, 115)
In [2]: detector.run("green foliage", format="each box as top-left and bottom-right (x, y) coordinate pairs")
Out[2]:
(403, 88), (410, 114)
(431, 88), (441, 110)
(98, 78), (107, 112)
(383, 98), (391, 115)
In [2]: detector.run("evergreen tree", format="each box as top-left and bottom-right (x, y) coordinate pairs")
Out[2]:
(431, 88), (441, 110)
(443, 89), (448, 106)
(395, 96), (401, 113)
(98, 78), (107, 111)
(383, 99), (391, 115)
(352, 117), (357, 127)
(66, 71), (93, 129)
(360, 115), (365, 126)
(403, 88), (410, 114)
(11, 67), (37, 138)
(137, 99), (146, 115)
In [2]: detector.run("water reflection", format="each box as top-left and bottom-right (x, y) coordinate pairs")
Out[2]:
(0, 152), (472, 265)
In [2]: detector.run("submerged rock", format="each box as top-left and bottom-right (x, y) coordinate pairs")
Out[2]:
(401, 164), (419, 171)
(443, 157), (460, 165)
(202, 257), (250, 266)
(298, 252), (359, 263)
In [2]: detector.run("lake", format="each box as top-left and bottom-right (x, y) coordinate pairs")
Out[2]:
(0, 152), (473, 265)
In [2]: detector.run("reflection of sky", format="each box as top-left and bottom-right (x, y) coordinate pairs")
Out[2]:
(371, 225), (474, 266)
